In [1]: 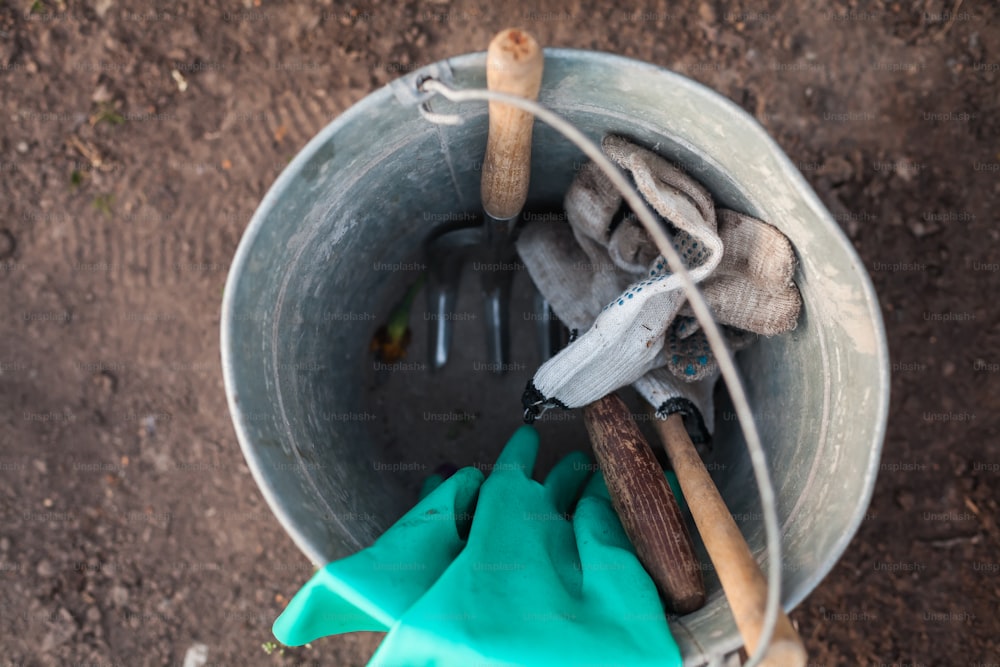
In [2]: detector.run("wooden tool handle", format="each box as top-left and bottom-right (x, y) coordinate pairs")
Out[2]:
(583, 394), (706, 614)
(480, 28), (543, 221)
(655, 413), (807, 667)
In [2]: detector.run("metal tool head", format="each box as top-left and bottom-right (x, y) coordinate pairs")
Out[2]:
(424, 216), (518, 374)
(425, 224), (481, 371)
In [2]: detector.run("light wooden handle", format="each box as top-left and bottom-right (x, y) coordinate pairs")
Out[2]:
(480, 28), (543, 220)
(583, 394), (706, 614)
(655, 413), (807, 667)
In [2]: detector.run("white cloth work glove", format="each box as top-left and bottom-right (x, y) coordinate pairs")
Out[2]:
(519, 136), (724, 412)
(518, 135), (801, 429)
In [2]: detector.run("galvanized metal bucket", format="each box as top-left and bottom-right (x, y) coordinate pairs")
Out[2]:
(221, 49), (889, 665)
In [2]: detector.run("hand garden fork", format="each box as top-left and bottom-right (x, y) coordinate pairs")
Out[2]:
(424, 28), (546, 374)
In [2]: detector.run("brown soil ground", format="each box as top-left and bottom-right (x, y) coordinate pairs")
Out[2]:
(1, 0), (997, 665)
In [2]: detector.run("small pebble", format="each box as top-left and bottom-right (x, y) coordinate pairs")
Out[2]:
(846, 219), (861, 239)
(111, 584), (129, 607)
(896, 491), (915, 511)
(93, 0), (114, 19)
(85, 606), (102, 623)
(16, 141), (28, 154)
(182, 642), (209, 667)
(91, 84), (113, 103)
(41, 607), (77, 650)
(37, 559), (56, 577)
(818, 155), (854, 184)
(907, 220), (941, 239)
(698, 1), (716, 23)
(93, 370), (117, 395)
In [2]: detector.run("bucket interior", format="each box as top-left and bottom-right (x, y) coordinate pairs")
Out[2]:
(222, 49), (888, 664)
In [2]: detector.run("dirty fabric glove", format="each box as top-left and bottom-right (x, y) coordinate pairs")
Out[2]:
(659, 209), (800, 381)
(516, 216), (737, 441)
(369, 425), (683, 667)
(518, 135), (802, 414)
(662, 318), (759, 382)
(271, 466), (485, 646)
(676, 209), (801, 338)
(519, 136), (723, 412)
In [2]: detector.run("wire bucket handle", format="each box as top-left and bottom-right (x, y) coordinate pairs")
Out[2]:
(415, 76), (785, 667)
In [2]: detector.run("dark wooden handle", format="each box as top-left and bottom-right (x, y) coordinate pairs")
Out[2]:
(583, 393), (706, 613)
(655, 413), (807, 666)
(480, 28), (543, 221)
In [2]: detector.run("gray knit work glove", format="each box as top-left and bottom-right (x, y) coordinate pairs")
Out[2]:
(518, 136), (723, 411)
(517, 136), (801, 432)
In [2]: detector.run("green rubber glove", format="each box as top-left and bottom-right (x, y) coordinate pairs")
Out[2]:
(272, 465), (484, 646)
(666, 469), (686, 513)
(369, 425), (683, 667)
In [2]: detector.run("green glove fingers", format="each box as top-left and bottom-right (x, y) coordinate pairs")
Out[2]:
(473, 427), (585, 590)
(272, 465), (484, 646)
(386, 465), (483, 548)
(275, 426), (687, 667)
(370, 431), (684, 667)
(573, 473), (684, 667)
(573, 470), (645, 590)
(491, 424), (540, 478)
(489, 425), (591, 516)
(541, 450), (592, 515)
(272, 563), (382, 645)
(579, 465), (611, 502)
(418, 473), (444, 500)
(665, 470), (686, 513)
